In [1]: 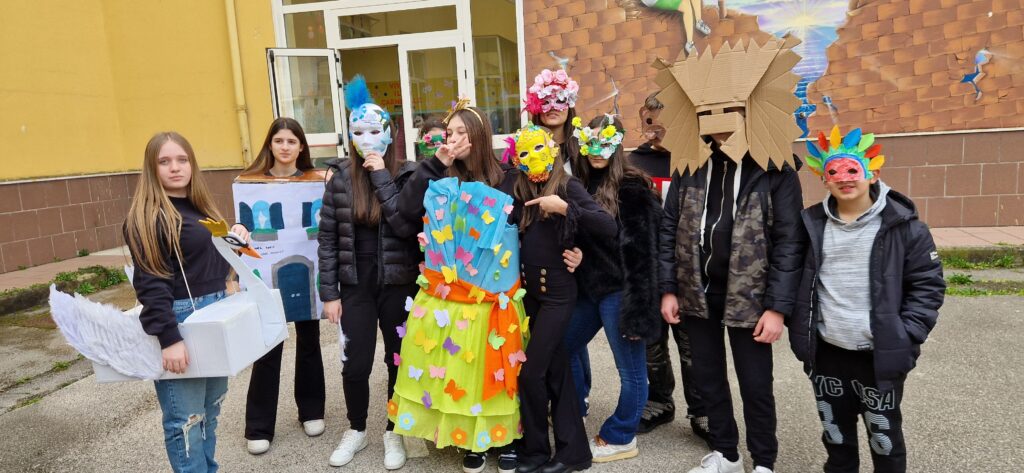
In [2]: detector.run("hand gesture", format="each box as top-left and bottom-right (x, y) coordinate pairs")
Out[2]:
(563, 247), (583, 273)
(162, 341), (190, 374)
(525, 195), (569, 216)
(753, 309), (784, 344)
(362, 153), (385, 172)
(230, 224), (251, 243)
(661, 293), (680, 325)
(436, 137), (470, 166)
(323, 299), (343, 324)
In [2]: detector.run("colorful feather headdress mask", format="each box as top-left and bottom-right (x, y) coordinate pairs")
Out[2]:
(525, 69), (579, 115)
(503, 125), (557, 183)
(571, 115), (624, 159)
(805, 126), (885, 183)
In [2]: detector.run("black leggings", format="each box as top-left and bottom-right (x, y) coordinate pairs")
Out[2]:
(685, 293), (777, 470)
(339, 257), (418, 431)
(245, 319), (326, 441)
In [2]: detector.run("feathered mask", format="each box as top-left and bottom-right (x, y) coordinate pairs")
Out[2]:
(525, 69), (579, 115)
(572, 115), (623, 159)
(504, 125), (557, 183)
(805, 126), (885, 182)
(345, 74), (392, 158)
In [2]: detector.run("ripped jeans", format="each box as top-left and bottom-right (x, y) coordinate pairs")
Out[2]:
(154, 291), (228, 473)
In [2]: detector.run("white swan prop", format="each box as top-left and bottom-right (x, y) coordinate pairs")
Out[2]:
(49, 219), (288, 382)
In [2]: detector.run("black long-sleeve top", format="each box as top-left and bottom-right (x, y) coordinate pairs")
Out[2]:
(127, 197), (229, 348)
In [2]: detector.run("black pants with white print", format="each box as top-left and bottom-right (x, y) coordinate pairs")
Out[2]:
(811, 339), (906, 473)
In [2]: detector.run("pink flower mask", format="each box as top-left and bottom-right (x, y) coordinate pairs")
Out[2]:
(524, 69), (579, 115)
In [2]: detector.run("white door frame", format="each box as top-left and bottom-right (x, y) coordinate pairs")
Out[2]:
(265, 48), (345, 155)
(397, 34), (468, 161)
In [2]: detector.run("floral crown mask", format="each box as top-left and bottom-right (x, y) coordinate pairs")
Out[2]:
(805, 126), (885, 183)
(417, 132), (446, 158)
(572, 115), (624, 160)
(524, 69), (579, 115)
(503, 125), (557, 183)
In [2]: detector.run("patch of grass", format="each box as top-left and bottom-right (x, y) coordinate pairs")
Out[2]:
(51, 360), (73, 372)
(77, 249), (90, 257)
(17, 265), (27, 271)
(947, 273), (973, 285)
(15, 396), (42, 409)
(12, 376), (32, 387)
(990, 254), (1016, 269)
(53, 271), (77, 283)
(76, 282), (96, 295)
(939, 248), (1023, 269)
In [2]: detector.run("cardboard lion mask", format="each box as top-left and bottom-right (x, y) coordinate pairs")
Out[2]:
(654, 35), (803, 175)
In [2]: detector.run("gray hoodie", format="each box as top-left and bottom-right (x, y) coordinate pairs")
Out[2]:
(816, 181), (890, 351)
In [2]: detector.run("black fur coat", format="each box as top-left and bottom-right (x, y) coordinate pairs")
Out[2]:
(575, 174), (663, 343)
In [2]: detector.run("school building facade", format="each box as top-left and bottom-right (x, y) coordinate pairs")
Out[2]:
(2, 0), (1023, 273)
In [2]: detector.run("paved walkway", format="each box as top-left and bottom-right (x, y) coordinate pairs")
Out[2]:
(1, 228), (1022, 293)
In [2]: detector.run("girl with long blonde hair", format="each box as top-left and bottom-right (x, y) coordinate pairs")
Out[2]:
(124, 131), (250, 473)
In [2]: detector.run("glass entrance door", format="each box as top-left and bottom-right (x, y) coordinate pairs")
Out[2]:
(265, 48), (344, 159)
(399, 36), (468, 160)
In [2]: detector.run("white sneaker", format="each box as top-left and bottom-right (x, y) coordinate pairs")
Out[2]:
(247, 439), (270, 455)
(753, 467), (774, 473)
(686, 451), (744, 473)
(329, 429), (368, 467)
(590, 436), (639, 463)
(382, 431), (407, 470)
(304, 419), (326, 437)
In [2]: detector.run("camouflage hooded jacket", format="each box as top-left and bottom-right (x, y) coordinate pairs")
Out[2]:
(657, 154), (806, 328)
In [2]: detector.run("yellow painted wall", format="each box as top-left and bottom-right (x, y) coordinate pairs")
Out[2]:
(0, 0), (276, 181)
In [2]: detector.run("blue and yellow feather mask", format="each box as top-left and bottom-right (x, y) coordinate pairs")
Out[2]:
(805, 126), (885, 183)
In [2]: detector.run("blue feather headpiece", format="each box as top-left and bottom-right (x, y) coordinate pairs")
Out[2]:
(345, 74), (390, 127)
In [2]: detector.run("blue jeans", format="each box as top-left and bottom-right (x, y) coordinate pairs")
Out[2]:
(564, 291), (648, 445)
(154, 291), (229, 473)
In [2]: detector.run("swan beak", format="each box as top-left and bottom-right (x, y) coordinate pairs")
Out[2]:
(239, 246), (262, 259)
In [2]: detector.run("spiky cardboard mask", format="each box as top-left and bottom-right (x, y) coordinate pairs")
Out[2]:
(653, 36), (803, 175)
(805, 126), (885, 182)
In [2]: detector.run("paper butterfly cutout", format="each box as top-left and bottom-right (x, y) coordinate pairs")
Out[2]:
(445, 379), (467, 401)
(434, 283), (452, 300)
(493, 243), (502, 255)
(500, 250), (512, 268)
(427, 250), (444, 266)
(416, 274), (430, 288)
(460, 192), (472, 203)
(393, 353), (401, 366)
(396, 322), (407, 338)
(432, 225), (454, 244)
(454, 246), (473, 265)
(422, 390), (433, 409)
(488, 330), (506, 350)
(417, 232), (430, 247)
(443, 336), (461, 355)
(512, 288), (527, 301)
(404, 297), (414, 311)
(434, 208), (445, 221)
(456, 319), (470, 331)
(434, 309), (450, 328)
(408, 365), (424, 381)
(498, 293), (510, 310)
(441, 265), (458, 284)
(481, 210), (495, 224)
(454, 216), (467, 232)
(483, 196), (497, 207)
(465, 263), (479, 277)
(507, 323), (518, 334)
(463, 350), (475, 363)
(436, 195), (448, 205)
(493, 369), (505, 382)
(415, 331), (438, 353)
(467, 204), (480, 215)
(469, 228), (481, 240)
(429, 365), (446, 379)
(411, 305), (426, 319)
(508, 350), (527, 367)
(467, 287), (486, 305)
(470, 404), (482, 415)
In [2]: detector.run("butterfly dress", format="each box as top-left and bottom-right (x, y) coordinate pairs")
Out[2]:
(388, 177), (529, 452)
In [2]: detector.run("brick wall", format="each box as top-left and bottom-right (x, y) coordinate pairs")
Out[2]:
(0, 169), (239, 274)
(807, 0), (1024, 134)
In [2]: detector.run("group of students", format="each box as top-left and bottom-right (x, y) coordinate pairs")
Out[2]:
(122, 68), (944, 473)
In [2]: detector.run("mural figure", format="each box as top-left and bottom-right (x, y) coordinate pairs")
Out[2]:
(641, 0), (714, 56)
(960, 48), (993, 101)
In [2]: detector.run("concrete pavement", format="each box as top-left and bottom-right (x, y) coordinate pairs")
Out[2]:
(0, 295), (1021, 472)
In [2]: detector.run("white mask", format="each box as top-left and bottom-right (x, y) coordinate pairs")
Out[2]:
(349, 104), (392, 157)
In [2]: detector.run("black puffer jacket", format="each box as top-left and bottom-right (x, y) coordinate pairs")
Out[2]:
(658, 154), (806, 327)
(575, 174), (663, 343)
(788, 189), (945, 393)
(317, 158), (420, 301)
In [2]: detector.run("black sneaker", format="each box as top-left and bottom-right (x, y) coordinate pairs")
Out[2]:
(463, 451), (487, 473)
(636, 401), (675, 434)
(498, 449), (518, 473)
(690, 415), (712, 449)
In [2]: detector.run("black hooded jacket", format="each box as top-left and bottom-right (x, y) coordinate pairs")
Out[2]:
(788, 188), (945, 393)
(317, 158), (420, 301)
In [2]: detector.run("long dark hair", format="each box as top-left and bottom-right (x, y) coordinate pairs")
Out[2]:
(349, 126), (402, 225)
(575, 116), (651, 218)
(531, 107), (581, 176)
(242, 117), (314, 176)
(447, 108), (504, 188)
(513, 126), (570, 232)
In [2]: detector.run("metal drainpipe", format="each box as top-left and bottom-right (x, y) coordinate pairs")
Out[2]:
(225, 0), (253, 166)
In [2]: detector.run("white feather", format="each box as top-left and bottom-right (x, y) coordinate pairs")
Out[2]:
(49, 285), (164, 379)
